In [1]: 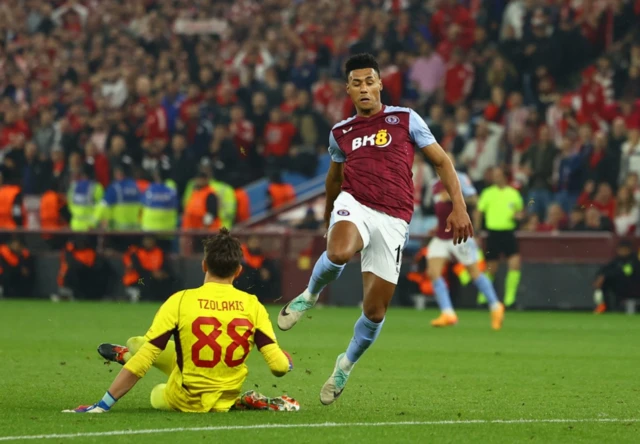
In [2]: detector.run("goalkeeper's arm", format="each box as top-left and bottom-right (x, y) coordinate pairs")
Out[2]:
(255, 330), (292, 377)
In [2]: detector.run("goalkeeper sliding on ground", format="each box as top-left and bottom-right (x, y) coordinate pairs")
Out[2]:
(64, 228), (299, 413)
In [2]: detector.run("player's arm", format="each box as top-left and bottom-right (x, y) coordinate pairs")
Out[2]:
(255, 303), (293, 376)
(409, 110), (473, 244)
(64, 295), (180, 413)
(324, 131), (345, 230)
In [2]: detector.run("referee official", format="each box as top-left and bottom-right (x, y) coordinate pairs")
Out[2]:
(474, 167), (524, 307)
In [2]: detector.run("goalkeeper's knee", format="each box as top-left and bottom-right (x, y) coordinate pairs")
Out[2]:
(150, 384), (171, 411)
(126, 336), (145, 356)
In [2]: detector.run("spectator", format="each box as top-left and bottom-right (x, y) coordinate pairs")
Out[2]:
(520, 126), (558, 219)
(574, 206), (614, 232)
(537, 203), (567, 232)
(430, 0), (475, 52)
(123, 235), (176, 303)
(582, 182), (616, 221)
(614, 186), (639, 236)
(0, 236), (34, 298)
(290, 90), (328, 178)
(22, 141), (52, 195)
(460, 120), (504, 185)
(168, 133), (196, 204)
(484, 86), (507, 124)
(565, 205), (585, 231)
(409, 41), (445, 105)
(33, 108), (60, 157)
(296, 206), (322, 230)
(443, 48), (475, 109)
(55, 236), (110, 301)
(505, 91), (529, 142)
(621, 129), (640, 181)
(210, 124), (246, 188)
(234, 236), (281, 303)
(263, 108), (297, 176)
(440, 116), (466, 157)
(484, 56), (518, 100)
(554, 137), (585, 213)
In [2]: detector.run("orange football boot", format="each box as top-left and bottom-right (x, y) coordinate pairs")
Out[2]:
(491, 303), (505, 330)
(431, 313), (458, 327)
(594, 303), (606, 314)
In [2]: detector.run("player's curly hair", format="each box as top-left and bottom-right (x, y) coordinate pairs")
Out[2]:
(202, 228), (243, 278)
(345, 53), (380, 80)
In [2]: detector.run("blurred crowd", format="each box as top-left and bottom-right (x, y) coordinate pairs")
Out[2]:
(1, 0), (640, 237)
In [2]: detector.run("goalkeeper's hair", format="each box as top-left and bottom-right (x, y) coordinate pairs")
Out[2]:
(202, 228), (243, 278)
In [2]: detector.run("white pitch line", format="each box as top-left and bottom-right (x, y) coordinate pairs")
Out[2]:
(0, 418), (638, 441)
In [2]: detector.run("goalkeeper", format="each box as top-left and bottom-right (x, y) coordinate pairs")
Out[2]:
(65, 228), (298, 413)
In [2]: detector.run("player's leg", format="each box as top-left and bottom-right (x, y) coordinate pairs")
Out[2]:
(97, 336), (176, 377)
(278, 193), (369, 331)
(150, 383), (173, 411)
(319, 216), (402, 405)
(505, 252), (521, 307)
(426, 238), (457, 327)
(479, 232), (500, 304)
(457, 239), (504, 330)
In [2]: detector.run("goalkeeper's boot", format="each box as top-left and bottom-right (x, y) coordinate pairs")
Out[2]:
(237, 391), (300, 411)
(320, 353), (350, 405)
(98, 343), (129, 365)
(490, 303), (505, 330)
(278, 290), (317, 331)
(431, 312), (458, 327)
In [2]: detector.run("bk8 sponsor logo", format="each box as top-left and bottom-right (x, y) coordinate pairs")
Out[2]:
(352, 129), (392, 150)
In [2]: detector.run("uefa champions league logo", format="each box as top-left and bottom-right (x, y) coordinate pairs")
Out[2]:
(385, 115), (400, 125)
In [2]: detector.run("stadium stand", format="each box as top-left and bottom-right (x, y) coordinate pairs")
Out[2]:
(1, 1), (640, 240)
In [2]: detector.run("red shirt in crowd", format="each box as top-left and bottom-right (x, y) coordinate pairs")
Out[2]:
(263, 122), (296, 157)
(145, 106), (169, 143)
(430, 4), (475, 49)
(0, 119), (31, 149)
(381, 64), (403, 105)
(312, 80), (334, 114)
(444, 62), (474, 106)
(580, 83), (605, 120)
(229, 119), (255, 152)
(86, 155), (110, 188)
(578, 193), (616, 220)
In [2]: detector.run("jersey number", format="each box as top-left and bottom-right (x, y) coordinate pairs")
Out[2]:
(191, 317), (254, 368)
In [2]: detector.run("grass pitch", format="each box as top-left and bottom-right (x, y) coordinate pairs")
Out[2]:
(0, 300), (639, 443)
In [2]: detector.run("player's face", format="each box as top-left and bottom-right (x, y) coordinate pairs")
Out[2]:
(346, 68), (382, 115)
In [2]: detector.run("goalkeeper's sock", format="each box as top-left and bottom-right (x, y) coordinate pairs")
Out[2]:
(344, 313), (384, 370)
(505, 270), (521, 307)
(98, 391), (117, 410)
(307, 252), (345, 296)
(433, 277), (455, 315)
(474, 273), (500, 311)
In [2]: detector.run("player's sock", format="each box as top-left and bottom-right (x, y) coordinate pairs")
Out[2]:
(505, 270), (521, 307)
(474, 273), (500, 311)
(477, 272), (492, 304)
(433, 277), (455, 315)
(344, 313), (385, 371)
(307, 251), (345, 297)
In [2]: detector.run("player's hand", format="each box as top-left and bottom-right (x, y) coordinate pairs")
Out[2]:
(446, 207), (474, 245)
(62, 401), (110, 413)
(283, 350), (294, 372)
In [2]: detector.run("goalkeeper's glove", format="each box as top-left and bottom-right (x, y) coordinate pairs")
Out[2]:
(63, 391), (117, 413)
(63, 402), (110, 413)
(283, 350), (294, 372)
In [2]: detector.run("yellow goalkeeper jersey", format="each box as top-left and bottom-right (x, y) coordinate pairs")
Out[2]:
(125, 282), (288, 412)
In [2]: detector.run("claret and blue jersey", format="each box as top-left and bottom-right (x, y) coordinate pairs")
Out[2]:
(327, 105), (436, 223)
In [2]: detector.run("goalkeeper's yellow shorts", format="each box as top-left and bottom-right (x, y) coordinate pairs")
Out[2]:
(150, 383), (239, 413)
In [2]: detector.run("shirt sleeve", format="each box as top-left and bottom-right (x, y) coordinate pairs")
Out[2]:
(513, 189), (524, 211)
(254, 302), (290, 376)
(327, 131), (346, 163)
(458, 173), (477, 197)
(409, 109), (436, 148)
(477, 189), (488, 212)
(143, 292), (182, 349)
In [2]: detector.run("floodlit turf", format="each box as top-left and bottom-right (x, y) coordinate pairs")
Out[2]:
(0, 300), (639, 443)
